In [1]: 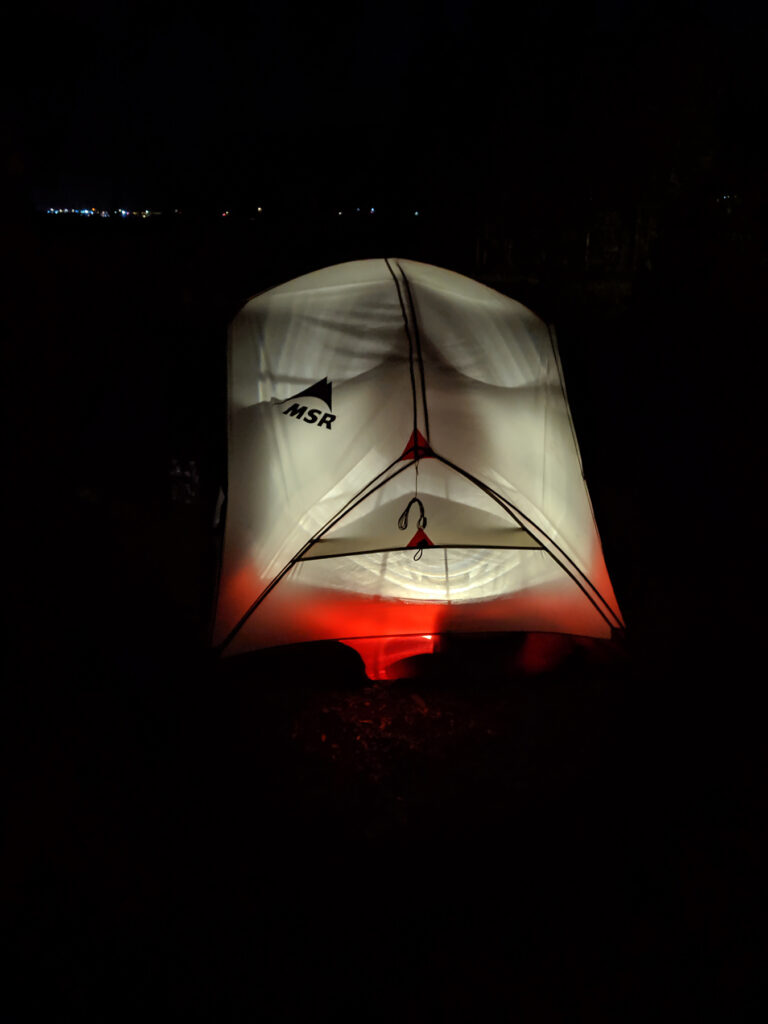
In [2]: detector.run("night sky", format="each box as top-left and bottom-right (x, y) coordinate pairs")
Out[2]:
(7, 0), (768, 213)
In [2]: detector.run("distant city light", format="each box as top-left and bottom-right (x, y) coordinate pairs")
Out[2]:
(40, 203), (433, 224)
(43, 206), (162, 219)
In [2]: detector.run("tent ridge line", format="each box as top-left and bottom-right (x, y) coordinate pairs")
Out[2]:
(433, 454), (624, 631)
(395, 260), (431, 443)
(384, 258), (419, 440)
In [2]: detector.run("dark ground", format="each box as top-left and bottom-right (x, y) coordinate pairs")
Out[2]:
(3, 209), (766, 1020)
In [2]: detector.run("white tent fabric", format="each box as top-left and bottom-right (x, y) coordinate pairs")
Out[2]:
(213, 259), (623, 657)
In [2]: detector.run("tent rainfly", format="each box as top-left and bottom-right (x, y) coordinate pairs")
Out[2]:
(213, 259), (624, 676)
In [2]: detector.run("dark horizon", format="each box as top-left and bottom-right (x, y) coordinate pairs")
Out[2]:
(7, 2), (768, 215)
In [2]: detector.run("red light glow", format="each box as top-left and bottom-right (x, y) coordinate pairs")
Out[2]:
(341, 634), (438, 680)
(513, 633), (573, 674)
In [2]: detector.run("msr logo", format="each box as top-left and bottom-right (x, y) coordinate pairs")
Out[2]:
(275, 377), (337, 430)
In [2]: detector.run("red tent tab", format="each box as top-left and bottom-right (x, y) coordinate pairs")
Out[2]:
(407, 527), (434, 548)
(399, 429), (433, 460)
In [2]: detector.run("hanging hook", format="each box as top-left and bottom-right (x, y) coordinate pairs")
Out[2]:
(398, 496), (427, 531)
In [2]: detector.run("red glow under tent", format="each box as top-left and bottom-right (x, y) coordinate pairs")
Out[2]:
(213, 259), (624, 676)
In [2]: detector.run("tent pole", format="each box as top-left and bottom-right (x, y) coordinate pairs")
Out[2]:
(433, 454), (624, 631)
(215, 458), (414, 654)
(396, 261), (431, 443)
(384, 258), (419, 440)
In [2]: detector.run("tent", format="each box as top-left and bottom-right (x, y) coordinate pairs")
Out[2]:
(213, 259), (623, 677)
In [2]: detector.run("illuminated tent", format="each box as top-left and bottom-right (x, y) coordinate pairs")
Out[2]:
(213, 259), (623, 676)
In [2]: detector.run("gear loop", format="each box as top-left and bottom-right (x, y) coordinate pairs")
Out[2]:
(398, 496), (427, 531)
